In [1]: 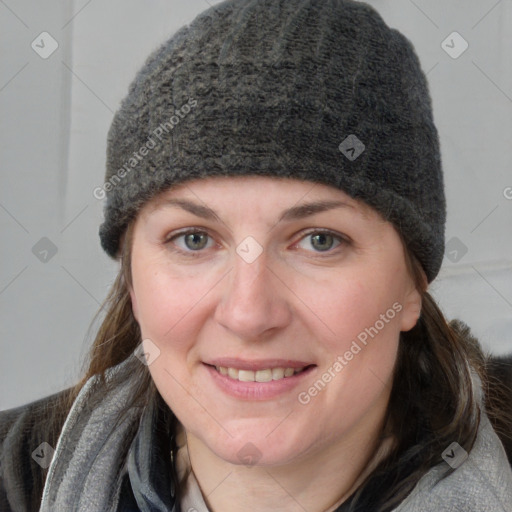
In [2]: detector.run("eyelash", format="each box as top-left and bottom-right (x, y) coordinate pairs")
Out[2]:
(164, 227), (351, 258)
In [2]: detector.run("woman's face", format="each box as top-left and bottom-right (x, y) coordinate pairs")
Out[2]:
(129, 176), (422, 467)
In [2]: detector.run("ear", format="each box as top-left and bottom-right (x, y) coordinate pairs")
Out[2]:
(399, 285), (422, 332)
(129, 287), (139, 322)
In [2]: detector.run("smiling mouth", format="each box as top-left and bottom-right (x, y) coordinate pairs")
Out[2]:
(210, 365), (315, 382)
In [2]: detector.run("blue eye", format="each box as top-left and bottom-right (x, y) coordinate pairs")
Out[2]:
(296, 230), (345, 253)
(167, 230), (214, 255)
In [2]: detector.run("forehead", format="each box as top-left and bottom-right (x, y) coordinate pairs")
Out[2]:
(140, 175), (378, 221)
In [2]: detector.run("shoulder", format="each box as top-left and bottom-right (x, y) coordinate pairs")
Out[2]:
(0, 388), (71, 438)
(393, 403), (512, 511)
(0, 388), (74, 512)
(450, 319), (512, 465)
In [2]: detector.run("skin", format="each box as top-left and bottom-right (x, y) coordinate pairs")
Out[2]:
(128, 175), (423, 512)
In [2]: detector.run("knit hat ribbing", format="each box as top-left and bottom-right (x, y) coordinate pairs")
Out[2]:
(99, 0), (445, 283)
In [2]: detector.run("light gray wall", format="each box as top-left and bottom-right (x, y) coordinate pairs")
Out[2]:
(1, 0), (511, 410)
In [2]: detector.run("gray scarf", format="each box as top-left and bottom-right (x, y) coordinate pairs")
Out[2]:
(38, 357), (177, 511)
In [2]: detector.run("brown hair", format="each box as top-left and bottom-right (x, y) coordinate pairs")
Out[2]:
(53, 218), (512, 510)
(346, 235), (512, 509)
(61, 220), (155, 419)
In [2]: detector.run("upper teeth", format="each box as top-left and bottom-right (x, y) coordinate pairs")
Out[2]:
(215, 366), (305, 382)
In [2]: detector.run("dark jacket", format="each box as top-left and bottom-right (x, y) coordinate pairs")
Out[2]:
(0, 389), (69, 512)
(1, 347), (512, 511)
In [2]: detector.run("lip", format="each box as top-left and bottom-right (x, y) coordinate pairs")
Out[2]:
(204, 358), (314, 371)
(203, 362), (316, 401)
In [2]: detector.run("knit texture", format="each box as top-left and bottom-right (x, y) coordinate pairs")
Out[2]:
(98, 0), (446, 282)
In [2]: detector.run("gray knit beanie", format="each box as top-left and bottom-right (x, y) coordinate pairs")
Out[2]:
(98, 0), (445, 283)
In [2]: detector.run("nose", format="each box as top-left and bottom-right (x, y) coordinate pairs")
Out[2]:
(213, 248), (292, 342)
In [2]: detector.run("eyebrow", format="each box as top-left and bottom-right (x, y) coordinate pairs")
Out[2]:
(149, 198), (358, 224)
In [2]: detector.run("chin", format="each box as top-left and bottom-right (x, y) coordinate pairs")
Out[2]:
(198, 423), (313, 468)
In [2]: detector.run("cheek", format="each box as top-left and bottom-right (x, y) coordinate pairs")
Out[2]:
(312, 272), (403, 350)
(131, 257), (226, 358)
(133, 271), (172, 337)
(305, 269), (403, 404)
(131, 264), (210, 415)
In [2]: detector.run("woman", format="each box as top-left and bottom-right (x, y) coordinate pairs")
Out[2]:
(1, 0), (512, 511)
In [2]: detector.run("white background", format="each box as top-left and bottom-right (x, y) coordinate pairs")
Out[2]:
(1, 0), (511, 410)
